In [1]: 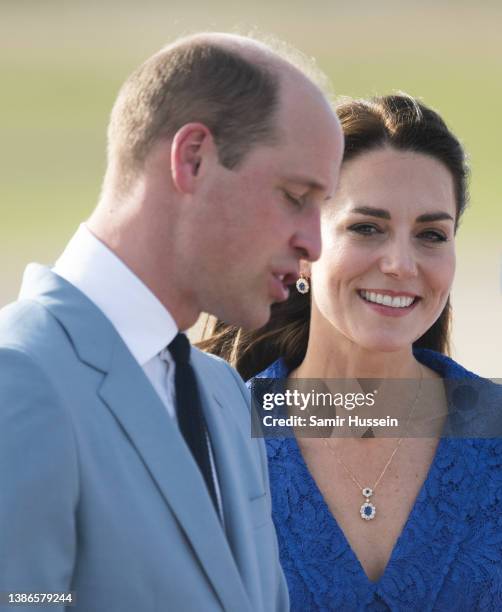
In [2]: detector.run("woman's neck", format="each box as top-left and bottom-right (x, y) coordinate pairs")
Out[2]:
(294, 329), (419, 380)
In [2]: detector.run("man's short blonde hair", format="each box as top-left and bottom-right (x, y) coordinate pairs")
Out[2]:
(106, 33), (330, 187)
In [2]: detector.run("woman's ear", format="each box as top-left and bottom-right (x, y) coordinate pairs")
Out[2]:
(170, 123), (214, 194)
(299, 260), (312, 278)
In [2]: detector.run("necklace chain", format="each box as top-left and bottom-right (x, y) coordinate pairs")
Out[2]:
(317, 363), (424, 520)
(322, 363), (423, 492)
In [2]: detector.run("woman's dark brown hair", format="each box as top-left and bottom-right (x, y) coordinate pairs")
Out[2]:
(198, 93), (469, 380)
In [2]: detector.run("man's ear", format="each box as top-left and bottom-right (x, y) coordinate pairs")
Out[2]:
(170, 123), (215, 194)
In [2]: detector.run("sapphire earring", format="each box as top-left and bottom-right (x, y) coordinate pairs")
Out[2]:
(296, 275), (310, 294)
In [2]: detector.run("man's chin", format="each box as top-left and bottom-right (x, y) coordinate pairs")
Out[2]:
(221, 304), (271, 332)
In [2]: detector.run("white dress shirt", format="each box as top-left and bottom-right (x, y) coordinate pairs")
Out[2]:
(51, 224), (224, 520)
(53, 224), (179, 417)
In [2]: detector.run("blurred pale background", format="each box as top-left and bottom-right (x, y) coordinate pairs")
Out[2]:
(1, 1), (500, 376)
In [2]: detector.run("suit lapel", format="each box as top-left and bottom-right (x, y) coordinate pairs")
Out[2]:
(193, 356), (265, 609)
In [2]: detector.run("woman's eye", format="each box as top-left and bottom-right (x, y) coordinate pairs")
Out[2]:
(418, 229), (448, 243)
(348, 223), (382, 236)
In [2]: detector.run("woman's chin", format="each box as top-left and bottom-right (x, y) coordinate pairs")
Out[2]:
(355, 334), (413, 355)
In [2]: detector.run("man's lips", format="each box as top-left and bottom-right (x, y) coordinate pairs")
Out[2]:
(272, 271), (299, 286)
(269, 270), (298, 302)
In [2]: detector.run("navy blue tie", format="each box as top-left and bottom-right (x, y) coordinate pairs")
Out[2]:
(168, 333), (219, 514)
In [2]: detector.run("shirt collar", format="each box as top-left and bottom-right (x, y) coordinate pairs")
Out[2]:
(52, 223), (177, 366)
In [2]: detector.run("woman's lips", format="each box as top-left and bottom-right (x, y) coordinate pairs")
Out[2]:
(357, 289), (420, 317)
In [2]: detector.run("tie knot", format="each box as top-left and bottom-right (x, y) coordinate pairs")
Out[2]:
(168, 332), (191, 364)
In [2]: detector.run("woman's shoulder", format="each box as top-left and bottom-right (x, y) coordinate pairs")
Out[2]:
(416, 349), (502, 443)
(248, 357), (290, 381)
(414, 348), (480, 379)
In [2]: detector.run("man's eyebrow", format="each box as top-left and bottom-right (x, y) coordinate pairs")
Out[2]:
(416, 212), (455, 223)
(285, 175), (330, 198)
(351, 206), (391, 220)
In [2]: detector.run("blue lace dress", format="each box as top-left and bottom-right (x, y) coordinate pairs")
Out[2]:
(252, 349), (502, 611)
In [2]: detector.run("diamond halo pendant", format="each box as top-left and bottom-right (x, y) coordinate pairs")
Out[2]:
(360, 487), (376, 521)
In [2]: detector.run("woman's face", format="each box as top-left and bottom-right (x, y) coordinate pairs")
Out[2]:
(310, 147), (457, 353)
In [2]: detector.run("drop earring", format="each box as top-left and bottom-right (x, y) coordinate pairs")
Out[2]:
(296, 275), (310, 294)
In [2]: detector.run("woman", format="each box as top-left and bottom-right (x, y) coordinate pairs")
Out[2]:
(200, 94), (502, 610)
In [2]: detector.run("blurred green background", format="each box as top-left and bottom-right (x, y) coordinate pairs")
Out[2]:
(1, 1), (501, 375)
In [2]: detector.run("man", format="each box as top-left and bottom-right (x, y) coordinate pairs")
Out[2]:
(0, 33), (343, 611)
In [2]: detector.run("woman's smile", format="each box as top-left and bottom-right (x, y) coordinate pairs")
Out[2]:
(357, 289), (421, 317)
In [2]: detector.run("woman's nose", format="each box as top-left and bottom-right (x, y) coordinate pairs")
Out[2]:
(379, 240), (418, 279)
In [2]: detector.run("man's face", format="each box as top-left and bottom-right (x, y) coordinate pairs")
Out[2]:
(191, 79), (344, 329)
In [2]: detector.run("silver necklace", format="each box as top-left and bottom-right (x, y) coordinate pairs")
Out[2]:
(322, 364), (423, 521)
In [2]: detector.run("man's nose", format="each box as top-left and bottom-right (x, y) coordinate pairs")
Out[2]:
(291, 212), (322, 262)
(379, 239), (418, 279)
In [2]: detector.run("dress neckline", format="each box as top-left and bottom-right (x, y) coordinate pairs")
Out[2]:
(269, 433), (481, 607)
(284, 433), (447, 587)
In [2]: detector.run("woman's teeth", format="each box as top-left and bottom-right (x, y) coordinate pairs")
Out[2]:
(360, 290), (415, 308)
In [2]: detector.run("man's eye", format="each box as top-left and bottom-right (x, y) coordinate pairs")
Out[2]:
(284, 191), (303, 208)
(348, 223), (382, 236)
(418, 230), (448, 243)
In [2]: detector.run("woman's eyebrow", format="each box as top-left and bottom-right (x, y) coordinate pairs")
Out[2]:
(351, 207), (455, 223)
(352, 206), (391, 219)
(416, 212), (455, 223)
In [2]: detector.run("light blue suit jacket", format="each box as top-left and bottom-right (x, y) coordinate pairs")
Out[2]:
(0, 265), (288, 612)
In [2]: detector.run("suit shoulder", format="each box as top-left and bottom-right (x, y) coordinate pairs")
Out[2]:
(0, 298), (63, 352)
(0, 302), (77, 435)
(0, 345), (64, 411)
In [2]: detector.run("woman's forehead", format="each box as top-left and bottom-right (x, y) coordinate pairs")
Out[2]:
(331, 148), (456, 218)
